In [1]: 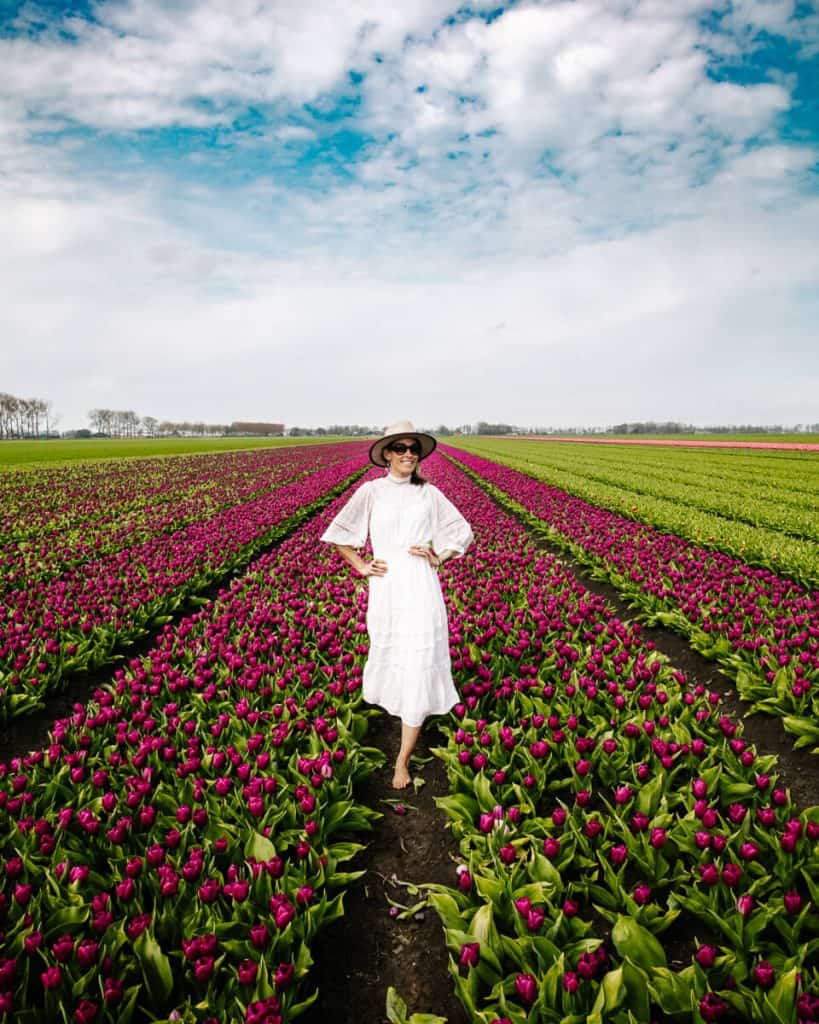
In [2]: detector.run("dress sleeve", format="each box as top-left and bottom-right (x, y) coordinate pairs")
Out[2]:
(320, 481), (372, 548)
(429, 485), (474, 559)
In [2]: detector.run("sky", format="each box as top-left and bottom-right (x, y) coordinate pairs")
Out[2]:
(1, 0), (817, 431)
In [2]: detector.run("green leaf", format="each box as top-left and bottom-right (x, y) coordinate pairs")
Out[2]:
(134, 929), (174, 1007)
(587, 966), (626, 1023)
(649, 966), (696, 1015)
(114, 985), (141, 1024)
(611, 915), (667, 970)
(529, 850), (563, 889)
(386, 986), (408, 1024)
(468, 903), (494, 946)
(427, 892), (465, 933)
(435, 793), (478, 826)
(245, 831), (277, 862)
(289, 989), (319, 1019)
(327, 841), (366, 864)
(622, 958), (652, 1020)
(42, 905), (90, 939)
(763, 967), (799, 1024)
(473, 872), (505, 905)
(635, 774), (665, 818)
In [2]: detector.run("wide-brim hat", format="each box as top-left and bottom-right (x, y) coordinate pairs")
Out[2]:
(369, 420), (437, 467)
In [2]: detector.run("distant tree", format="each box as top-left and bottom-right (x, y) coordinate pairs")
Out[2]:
(476, 421), (515, 435)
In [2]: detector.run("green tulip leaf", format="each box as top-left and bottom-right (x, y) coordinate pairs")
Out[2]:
(611, 915), (667, 970)
(134, 929), (174, 1007)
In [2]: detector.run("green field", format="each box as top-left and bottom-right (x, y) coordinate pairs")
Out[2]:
(446, 436), (819, 584)
(524, 432), (819, 443)
(0, 435), (356, 468)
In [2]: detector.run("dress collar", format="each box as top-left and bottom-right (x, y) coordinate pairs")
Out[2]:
(385, 472), (411, 485)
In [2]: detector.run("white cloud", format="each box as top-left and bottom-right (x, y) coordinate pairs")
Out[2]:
(2, 166), (817, 427)
(0, 0), (817, 428)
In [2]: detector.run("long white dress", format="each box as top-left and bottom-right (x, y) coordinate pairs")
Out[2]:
(320, 472), (474, 726)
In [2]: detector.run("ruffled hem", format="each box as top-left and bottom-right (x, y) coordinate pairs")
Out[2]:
(362, 663), (459, 727)
(363, 694), (458, 728)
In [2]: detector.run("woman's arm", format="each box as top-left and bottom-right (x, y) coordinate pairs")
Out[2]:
(333, 544), (387, 577)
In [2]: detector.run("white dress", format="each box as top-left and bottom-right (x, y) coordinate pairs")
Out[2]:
(320, 473), (474, 727)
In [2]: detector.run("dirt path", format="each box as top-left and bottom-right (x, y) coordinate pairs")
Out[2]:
(305, 713), (469, 1024)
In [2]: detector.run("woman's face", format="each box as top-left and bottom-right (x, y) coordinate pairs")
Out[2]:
(384, 436), (420, 477)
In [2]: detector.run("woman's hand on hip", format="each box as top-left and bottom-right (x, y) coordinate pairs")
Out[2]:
(362, 558), (388, 577)
(409, 546), (441, 568)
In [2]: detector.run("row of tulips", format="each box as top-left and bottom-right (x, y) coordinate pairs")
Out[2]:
(453, 439), (819, 558)
(442, 447), (819, 759)
(1, 445), (360, 593)
(0, 462), (388, 1022)
(0, 446), (370, 720)
(410, 453), (819, 1024)
(1, 447), (321, 543)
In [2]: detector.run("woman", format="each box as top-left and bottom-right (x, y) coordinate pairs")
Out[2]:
(320, 420), (474, 788)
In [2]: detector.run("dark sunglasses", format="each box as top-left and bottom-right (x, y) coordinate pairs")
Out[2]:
(388, 442), (421, 455)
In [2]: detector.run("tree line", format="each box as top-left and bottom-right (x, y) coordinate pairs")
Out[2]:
(3, 396), (817, 441)
(84, 411), (285, 438)
(0, 393), (56, 439)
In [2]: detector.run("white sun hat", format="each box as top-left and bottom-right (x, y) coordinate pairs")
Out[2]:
(368, 420), (437, 467)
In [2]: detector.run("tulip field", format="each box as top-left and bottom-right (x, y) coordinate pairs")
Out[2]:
(443, 443), (819, 761)
(1, 441), (819, 1023)
(447, 438), (819, 586)
(0, 444), (368, 719)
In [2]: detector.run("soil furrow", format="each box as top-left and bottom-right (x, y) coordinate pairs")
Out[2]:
(305, 713), (469, 1024)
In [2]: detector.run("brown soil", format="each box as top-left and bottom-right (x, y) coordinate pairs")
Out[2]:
(305, 713), (469, 1024)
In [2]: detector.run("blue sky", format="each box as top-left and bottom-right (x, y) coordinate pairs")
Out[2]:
(1, 0), (817, 430)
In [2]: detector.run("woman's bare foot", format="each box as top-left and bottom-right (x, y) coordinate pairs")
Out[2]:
(392, 760), (412, 789)
(393, 722), (421, 790)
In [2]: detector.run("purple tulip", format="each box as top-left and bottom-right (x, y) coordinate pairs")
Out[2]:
(40, 966), (62, 990)
(274, 962), (294, 991)
(753, 961), (776, 988)
(784, 890), (803, 914)
(696, 945), (717, 968)
(699, 993), (730, 1021)
(543, 837), (560, 859)
(238, 959), (258, 985)
(459, 942), (480, 967)
(609, 844), (628, 866)
(514, 973), (538, 1005)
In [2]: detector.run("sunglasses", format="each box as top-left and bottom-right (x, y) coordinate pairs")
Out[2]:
(388, 442), (421, 455)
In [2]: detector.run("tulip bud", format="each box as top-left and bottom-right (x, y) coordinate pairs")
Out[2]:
(459, 942), (480, 968)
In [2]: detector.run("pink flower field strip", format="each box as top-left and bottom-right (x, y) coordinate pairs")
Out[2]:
(445, 446), (819, 754)
(516, 437), (819, 452)
(418, 454), (819, 1023)
(0, 447), (370, 719)
(0, 467), (386, 1023)
(0, 444), (361, 593)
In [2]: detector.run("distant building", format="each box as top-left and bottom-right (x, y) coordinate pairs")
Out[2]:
(228, 422), (285, 436)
